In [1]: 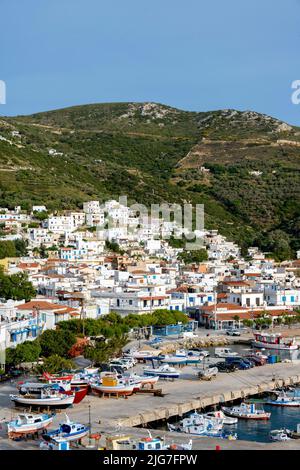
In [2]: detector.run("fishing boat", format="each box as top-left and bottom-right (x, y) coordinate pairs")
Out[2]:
(252, 332), (298, 351)
(10, 387), (75, 408)
(43, 372), (74, 382)
(123, 373), (159, 387)
(19, 381), (88, 405)
(270, 429), (291, 441)
(215, 348), (239, 358)
(143, 364), (180, 379)
(7, 413), (54, 437)
(105, 431), (192, 451)
(168, 413), (237, 439)
(266, 391), (300, 407)
(43, 414), (89, 442)
(222, 403), (271, 420)
(204, 410), (238, 425)
(91, 372), (136, 396)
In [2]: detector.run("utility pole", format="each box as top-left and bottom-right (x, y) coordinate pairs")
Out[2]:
(214, 287), (217, 331)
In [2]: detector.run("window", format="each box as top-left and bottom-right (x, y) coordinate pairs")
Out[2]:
(208, 296), (212, 302)
(256, 298), (260, 306)
(129, 300), (133, 305)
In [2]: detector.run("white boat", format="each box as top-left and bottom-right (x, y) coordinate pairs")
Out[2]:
(222, 403), (271, 420)
(204, 410), (238, 425)
(105, 430), (193, 451)
(126, 349), (161, 360)
(10, 388), (75, 408)
(266, 392), (300, 407)
(215, 348), (239, 358)
(91, 372), (136, 396)
(123, 373), (159, 387)
(270, 429), (291, 441)
(7, 413), (54, 436)
(168, 412), (237, 439)
(143, 364), (180, 379)
(252, 332), (298, 351)
(43, 414), (89, 442)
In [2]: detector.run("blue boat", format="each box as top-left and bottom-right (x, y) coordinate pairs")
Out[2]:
(43, 414), (89, 442)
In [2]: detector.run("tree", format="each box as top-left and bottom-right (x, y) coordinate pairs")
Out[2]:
(38, 355), (74, 374)
(0, 241), (16, 259)
(178, 249), (208, 265)
(5, 340), (41, 367)
(39, 329), (76, 357)
(0, 268), (36, 301)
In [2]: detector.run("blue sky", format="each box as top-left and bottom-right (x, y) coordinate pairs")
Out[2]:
(1, 0), (300, 124)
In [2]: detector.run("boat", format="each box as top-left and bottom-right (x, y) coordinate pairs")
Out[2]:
(222, 403), (271, 420)
(125, 348), (162, 361)
(266, 391), (300, 407)
(42, 372), (74, 382)
(252, 332), (298, 351)
(91, 372), (136, 396)
(43, 414), (89, 442)
(286, 424), (300, 439)
(167, 412), (237, 439)
(105, 431), (192, 451)
(204, 410), (238, 425)
(215, 348), (239, 358)
(270, 429), (291, 441)
(123, 373), (159, 387)
(7, 413), (54, 437)
(10, 388), (75, 408)
(19, 381), (88, 405)
(160, 355), (188, 365)
(143, 364), (180, 379)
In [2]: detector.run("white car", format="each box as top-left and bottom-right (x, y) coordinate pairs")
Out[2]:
(109, 360), (131, 370)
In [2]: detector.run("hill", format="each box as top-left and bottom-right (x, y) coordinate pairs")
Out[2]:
(0, 102), (299, 258)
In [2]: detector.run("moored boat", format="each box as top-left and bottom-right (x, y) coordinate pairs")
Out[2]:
(266, 391), (300, 407)
(222, 403), (271, 420)
(215, 348), (239, 358)
(204, 410), (238, 425)
(252, 332), (298, 351)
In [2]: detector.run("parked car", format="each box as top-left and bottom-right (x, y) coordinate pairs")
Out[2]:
(225, 357), (251, 370)
(226, 329), (241, 336)
(211, 362), (237, 373)
(109, 359), (130, 370)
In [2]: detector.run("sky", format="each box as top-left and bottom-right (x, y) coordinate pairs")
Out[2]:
(1, 0), (300, 124)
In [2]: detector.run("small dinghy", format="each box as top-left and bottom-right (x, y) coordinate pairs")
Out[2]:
(43, 414), (89, 442)
(7, 413), (54, 437)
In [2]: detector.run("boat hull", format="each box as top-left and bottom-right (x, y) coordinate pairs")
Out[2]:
(252, 340), (298, 351)
(45, 428), (89, 442)
(91, 384), (135, 396)
(7, 417), (53, 435)
(222, 407), (270, 420)
(10, 395), (74, 408)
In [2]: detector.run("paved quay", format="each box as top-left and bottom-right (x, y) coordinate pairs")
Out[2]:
(1, 360), (300, 450)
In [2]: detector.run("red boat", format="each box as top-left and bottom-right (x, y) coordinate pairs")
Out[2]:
(43, 372), (74, 382)
(63, 386), (89, 404)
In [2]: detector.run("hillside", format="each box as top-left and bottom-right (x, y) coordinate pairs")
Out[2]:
(0, 102), (299, 258)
